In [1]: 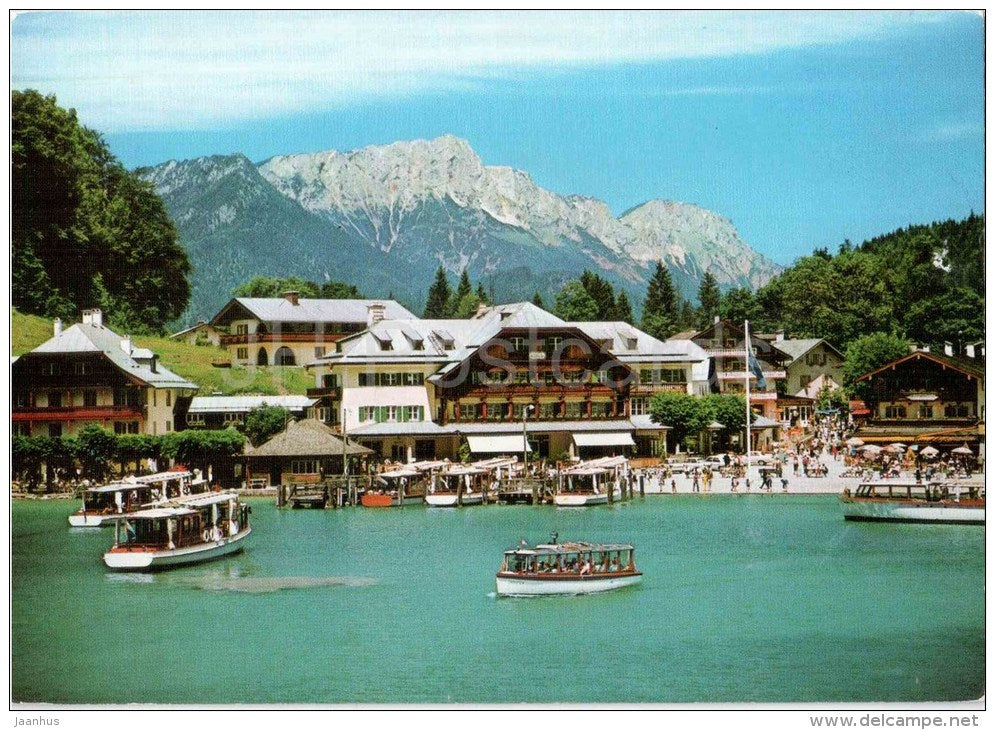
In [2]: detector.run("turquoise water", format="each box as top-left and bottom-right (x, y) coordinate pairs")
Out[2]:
(12, 495), (984, 705)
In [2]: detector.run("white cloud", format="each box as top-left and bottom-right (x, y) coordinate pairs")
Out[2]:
(11, 10), (952, 131)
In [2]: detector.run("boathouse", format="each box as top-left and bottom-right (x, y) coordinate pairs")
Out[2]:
(243, 417), (372, 487)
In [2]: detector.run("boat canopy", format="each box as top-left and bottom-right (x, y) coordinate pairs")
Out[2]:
(128, 470), (194, 484)
(505, 541), (634, 556)
(84, 481), (147, 494)
(380, 468), (421, 479)
(168, 491), (240, 508)
(562, 456), (628, 475)
(121, 506), (197, 520)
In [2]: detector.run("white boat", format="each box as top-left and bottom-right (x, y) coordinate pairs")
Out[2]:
(496, 538), (642, 596)
(103, 491), (251, 570)
(840, 481), (984, 525)
(69, 470), (207, 527)
(553, 456), (628, 507)
(424, 460), (506, 507)
(363, 460), (445, 507)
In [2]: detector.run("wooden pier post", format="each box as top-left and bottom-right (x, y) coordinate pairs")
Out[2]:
(639, 474), (645, 498)
(276, 483), (285, 508)
(607, 476), (614, 505)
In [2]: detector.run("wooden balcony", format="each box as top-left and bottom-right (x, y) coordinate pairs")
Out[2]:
(221, 332), (347, 346)
(307, 386), (342, 399)
(446, 382), (619, 398)
(12, 405), (145, 422)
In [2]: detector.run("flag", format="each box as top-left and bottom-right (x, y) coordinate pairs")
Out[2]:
(747, 347), (768, 390)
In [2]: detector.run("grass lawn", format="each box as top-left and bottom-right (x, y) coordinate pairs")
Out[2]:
(12, 309), (313, 396)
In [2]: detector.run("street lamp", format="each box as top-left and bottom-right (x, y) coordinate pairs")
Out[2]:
(522, 404), (534, 475)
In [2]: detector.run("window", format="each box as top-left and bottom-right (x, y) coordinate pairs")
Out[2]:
(799, 374), (811, 389)
(358, 372), (425, 387)
(224, 412), (244, 423)
(166, 391), (172, 407)
(48, 391), (62, 408)
(165, 421), (172, 432)
(539, 402), (559, 419)
(40, 362), (61, 376)
(391, 444), (407, 461)
(235, 324), (249, 335)
(486, 402), (507, 420)
(546, 336), (563, 353)
(84, 391), (97, 407)
(640, 370), (654, 385)
(237, 347), (248, 360)
(14, 392), (30, 408)
(114, 421), (139, 435)
(510, 336), (528, 352)
(917, 406), (932, 419)
(883, 405), (907, 419)
(660, 369), (686, 383)
(291, 460), (320, 475)
(565, 401), (585, 418)
(73, 362), (90, 375)
(459, 403), (480, 420)
(13, 423), (30, 437)
(187, 413), (205, 426)
(630, 397), (649, 415)
(944, 404), (970, 418)
(322, 374), (339, 388)
(48, 423), (62, 437)
(513, 403), (535, 419)
(314, 346), (325, 358)
(275, 347), (296, 366)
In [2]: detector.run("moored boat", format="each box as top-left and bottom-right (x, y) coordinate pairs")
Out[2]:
(839, 481), (984, 525)
(362, 460), (444, 507)
(69, 470), (207, 527)
(553, 456), (627, 507)
(424, 461), (501, 507)
(103, 491), (251, 570)
(496, 538), (642, 596)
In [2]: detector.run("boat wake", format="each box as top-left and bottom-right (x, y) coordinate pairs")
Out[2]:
(171, 575), (378, 593)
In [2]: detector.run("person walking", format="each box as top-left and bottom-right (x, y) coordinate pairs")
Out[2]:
(692, 469), (700, 493)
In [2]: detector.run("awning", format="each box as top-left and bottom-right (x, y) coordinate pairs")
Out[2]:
(572, 432), (636, 448)
(466, 435), (531, 454)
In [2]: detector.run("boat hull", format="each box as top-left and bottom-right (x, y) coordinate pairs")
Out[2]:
(496, 571), (642, 597)
(103, 527), (251, 570)
(361, 493), (423, 508)
(840, 498), (984, 525)
(69, 512), (118, 528)
(425, 493), (484, 507)
(553, 487), (621, 507)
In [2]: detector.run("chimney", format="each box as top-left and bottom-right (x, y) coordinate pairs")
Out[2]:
(282, 291), (300, 306)
(966, 344), (975, 359)
(475, 302), (489, 318)
(944, 341), (953, 357)
(81, 308), (103, 327)
(150, 354), (158, 373)
(775, 330), (784, 342)
(53, 318), (63, 337)
(367, 302), (387, 327)
(714, 315), (720, 325)
(120, 335), (132, 356)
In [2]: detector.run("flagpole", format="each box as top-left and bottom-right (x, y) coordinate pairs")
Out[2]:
(744, 319), (752, 489)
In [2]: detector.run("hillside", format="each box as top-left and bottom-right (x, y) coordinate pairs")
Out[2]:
(12, 309), (312, 396)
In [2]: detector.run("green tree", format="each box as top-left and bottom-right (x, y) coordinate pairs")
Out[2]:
(903, 287), (984, 345)
(12, 90), (191, 333)
(233, 276), (320, 298)
(843, 332), (911, 399)
(649, 391), (710, 450)
(579, 270), (617, 320)
(720, 287), (759, 325)
(814, 384), (849, 414)
(641, 261), (680, 340)
(702, 393), (747, 433)
(532, 291), (545, 309)
(553, 280), (599, 321)
(697, 271), (721, 329)
(319, 280), (363, 299)
(160, 428), (245, 475)
(242, 405), (291, 447)
(475, 282), (488, 305)
(75, 425), (118, 481)
(423, 266), (452, 318)
(613, 291), (634, 324)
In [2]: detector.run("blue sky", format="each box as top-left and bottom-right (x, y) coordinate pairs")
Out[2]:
(11, 10), (984, 265)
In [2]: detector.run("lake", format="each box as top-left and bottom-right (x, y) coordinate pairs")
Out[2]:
(11, 494), (984, 705)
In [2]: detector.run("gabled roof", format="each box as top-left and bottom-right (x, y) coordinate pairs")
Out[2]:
(570, 321), (707, 363)
(22, 322), (197, 390)
(772, 338), (844, 364)
(170, 321), (219, 339)
(856, 350), (986, 383)
(211, 298), (415, 326)
(244, 418), (372, 458)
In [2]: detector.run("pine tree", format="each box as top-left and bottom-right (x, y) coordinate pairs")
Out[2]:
(532, 291), (545, 309)
(641, 261), (679, 340)
(697, 271), (721, 329)
(679, 299), (696, 331)
(614, 291), (634, 324)
(423, 266), (452, 318)
(579, 269), (617, 320)
(475, 282), (488, 304)
(455, 268), (472, 301)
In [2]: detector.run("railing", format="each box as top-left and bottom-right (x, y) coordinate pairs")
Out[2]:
(12, 405), (145, 421)
(307, 386), (342, 398)
(717, 370), (786, 380)
(221, 332), (347, 345)
(451, 383), (618, 397)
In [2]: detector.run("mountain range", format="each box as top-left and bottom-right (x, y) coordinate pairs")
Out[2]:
(140, 135), (782, 324)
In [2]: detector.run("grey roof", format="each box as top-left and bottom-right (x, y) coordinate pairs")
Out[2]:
(170, 321), (218, 338)
(244, 418), (373, 458)
(26, 322), (197, 390)
(189, 395), (317, 414)
(349, 421), (459, 437)
(572, 322), (708, 362)
(629, 415), (671, 431)
(217, 298), (415, 324)
(770, 338), (843, 364)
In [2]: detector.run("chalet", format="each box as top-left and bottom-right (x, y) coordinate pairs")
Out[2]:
(170, 320), (223, 347)
(758, 336), (845, 427)
(853, 348), (985, 459)
(209, 292), (416, 367)
(185, 395), (317, 430)
(12, 309), (198, 438)
(306, 303), (709, 462)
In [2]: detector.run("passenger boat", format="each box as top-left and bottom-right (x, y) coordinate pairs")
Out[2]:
(425, 465), (486, 507)
(103, 491), (251, 570)
(839, 481), (984, 525)
(68, 469), (206, 527)
(362, 460), (444, 507)
(496, 538), (642, 596)
(554, 456), (627, 507)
